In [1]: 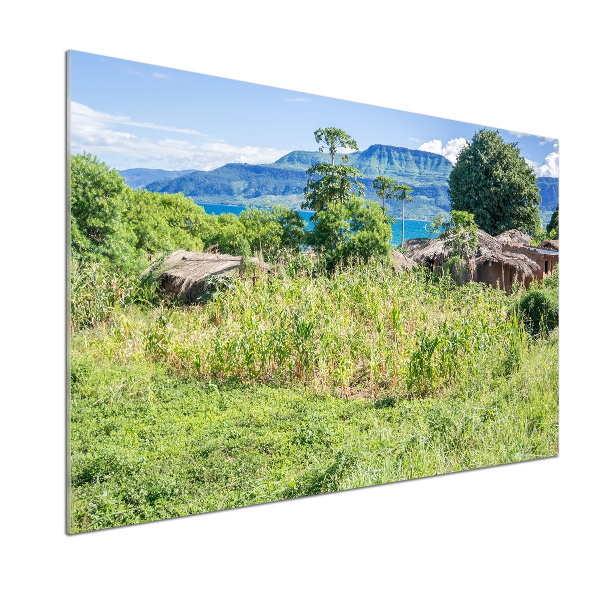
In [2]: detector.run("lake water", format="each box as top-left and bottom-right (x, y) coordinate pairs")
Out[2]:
(197, 203), (434, 246)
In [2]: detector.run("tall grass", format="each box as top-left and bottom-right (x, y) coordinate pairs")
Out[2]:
(81, 262), (525, 399)
(70, 260), (160, 331)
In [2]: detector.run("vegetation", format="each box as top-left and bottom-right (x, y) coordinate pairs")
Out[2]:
(70, 153), (307, 270)
(448, 129), (542, 235)
(515, 271), (559, 335)
(302, 128), (394, 270)
(546, 205), (559, 239)
(70, 264), (558, 532)
(69, 139), (558, 533)
(137, 145), (557, 224)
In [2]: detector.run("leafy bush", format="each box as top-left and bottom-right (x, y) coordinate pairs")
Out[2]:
(517, 287), (559, 335)
(311, 196), (393, 270)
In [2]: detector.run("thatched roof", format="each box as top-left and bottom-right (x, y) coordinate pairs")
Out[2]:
(403, 237), (431, 255)
(143, 250), (255, 302)
(495, 229), (533, 246)
(411, 229), (541, 277)
(391, 250), (416, 272)
(539, 239), (559, 251)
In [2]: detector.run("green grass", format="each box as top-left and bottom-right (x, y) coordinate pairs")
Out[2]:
(70, 327), (558, 533)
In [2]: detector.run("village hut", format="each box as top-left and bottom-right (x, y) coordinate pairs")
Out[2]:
(410, 229), (541, 291)
(495, 229), (533, 247)
(539, 239), (559, 251)
(402, 237), (431, 254)
(391, 250), (416, 272)
(143, 250), (263, 302)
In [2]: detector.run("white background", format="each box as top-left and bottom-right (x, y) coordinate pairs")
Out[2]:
(2, 1), (598, 597)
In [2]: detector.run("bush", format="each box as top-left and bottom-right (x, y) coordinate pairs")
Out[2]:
(517, 287), (558, 335)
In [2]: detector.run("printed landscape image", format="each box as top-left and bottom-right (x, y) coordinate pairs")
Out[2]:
(68, 51), (559, 533)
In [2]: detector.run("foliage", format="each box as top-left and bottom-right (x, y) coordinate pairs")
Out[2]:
(516, 280), (559, 336)
(314, 127), (358, 165)
(445, 210), (479, 259)
(397, 183), (414, 245)
(425, 213), (446, 238)
(372, 175), (397, 213)
(70, 153), (137, 268)
(302, 127), (365, 215)
(238, 205), (306, 259)
(71, 153), (307, 271)
(302, 163), (365, 213)
(546, 204), (559, 239)
(311, 196), (393, 270)
(448, 129), (542, 235)
(70, 270), (558, 531)
(70, 260), (160, 330)
(71, 153), (209, 271)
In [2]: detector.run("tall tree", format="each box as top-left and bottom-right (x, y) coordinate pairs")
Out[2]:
(448, 129), (541, 235)
(304, 127), (392, 269)
(397, 184), (414, 246)
(373, 175), (397, 214)
(314, 127), (358, 165)
(546, 204), (559, 239)
(444, 210), (479, 284)
(302, 127), (364, 214)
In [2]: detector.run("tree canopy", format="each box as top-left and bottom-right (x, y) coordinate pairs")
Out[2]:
(71, 153), (308, 270)
(546, 205), (558, 239)
(314, 127), (358, 165)
(448, 129), (541, 236)
(312, 196), (393, 271)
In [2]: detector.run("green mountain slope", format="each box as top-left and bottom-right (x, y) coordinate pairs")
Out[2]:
(125, 145), (558, 222)
(120, 168), (196, 189)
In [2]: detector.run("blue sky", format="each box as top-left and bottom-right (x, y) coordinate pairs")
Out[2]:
(69, 51), (558, 177)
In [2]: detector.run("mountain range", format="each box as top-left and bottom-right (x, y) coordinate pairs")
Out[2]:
(120, 144), (558, 222)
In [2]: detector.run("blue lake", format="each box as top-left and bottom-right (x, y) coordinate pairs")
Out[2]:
(197, 203), (434, 246)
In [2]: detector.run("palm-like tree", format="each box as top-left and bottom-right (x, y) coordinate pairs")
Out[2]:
(396, 184), (413, 246)
(373, 175), (397, 214)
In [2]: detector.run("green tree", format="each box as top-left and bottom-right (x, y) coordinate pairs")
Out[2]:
(425, 213), (446, 239)
(302, 127), (364, 214)
(546, 204), (558, 239)
(312, 196), (393, 270)
(373, 175), (397, 214)
(397, 184), (414, 246)
(70, 153), (139, 268)
(239, 206), (306, 260)
(443, 210), (479, 284)
(314, 127), (358, 165)
(448, 129), (541, 235)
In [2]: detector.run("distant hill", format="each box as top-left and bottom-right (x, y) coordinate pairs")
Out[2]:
(124, 145), (558, 222)
(120, 168), (196, 189)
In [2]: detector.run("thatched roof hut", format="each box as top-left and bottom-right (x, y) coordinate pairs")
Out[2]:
(143, 250), (260, 302)
(410, 229), (541, 288)
(402, 237), (431, 254)
(391, 250), (416, 272)
(539, 239), (559, 251)
(495, 229), (533, 247)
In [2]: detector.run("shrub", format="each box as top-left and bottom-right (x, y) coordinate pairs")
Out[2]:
(517, 287), (558, 335)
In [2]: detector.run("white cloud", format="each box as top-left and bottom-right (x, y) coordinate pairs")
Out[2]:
(71, 102), (207, 136)
(508, 130), (527, 137)
(153, 72), (170, 79)
(418, 137), (468, 164)
(537, 151), (559, 177)
(409, 137), (421, 143)
(69, 102), (288, 170)
(284, 97), (310, 102)
(538, 136), (555, 145)
(523, 153), (559, 178)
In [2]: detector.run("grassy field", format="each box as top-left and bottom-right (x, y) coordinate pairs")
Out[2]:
(69, 265), (558, 533)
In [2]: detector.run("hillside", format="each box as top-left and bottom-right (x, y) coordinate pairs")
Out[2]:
(120, 168), (196, 189)
(121, 145), (558, 222)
